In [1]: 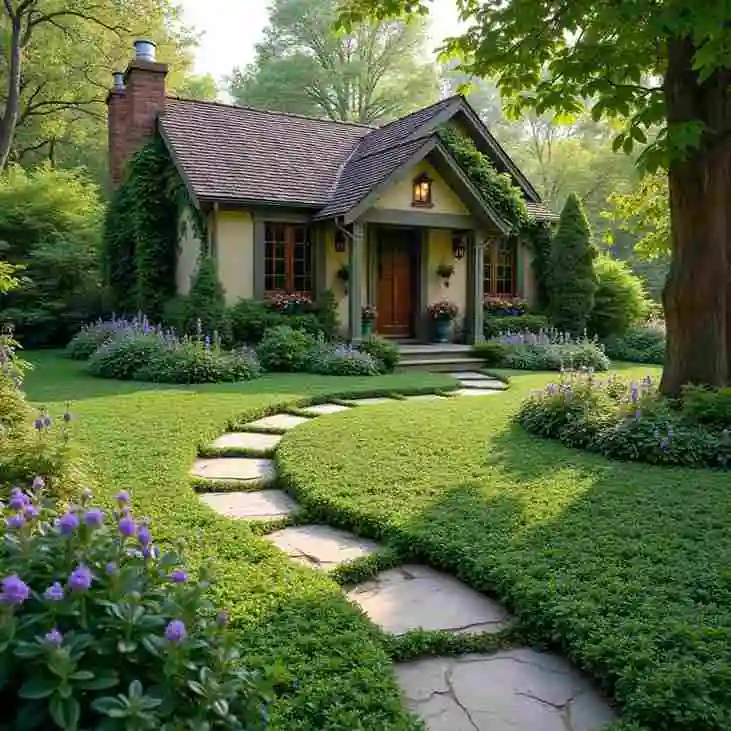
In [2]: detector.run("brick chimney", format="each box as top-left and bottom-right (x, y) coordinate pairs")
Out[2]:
(107, 39), (168, 186)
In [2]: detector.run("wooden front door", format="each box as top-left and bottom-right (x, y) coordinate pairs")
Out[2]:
(377, 229), (415, 337)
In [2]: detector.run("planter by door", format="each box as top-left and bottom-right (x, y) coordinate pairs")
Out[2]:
(432, 318), (451, 343)
(362, 319), (375, 337)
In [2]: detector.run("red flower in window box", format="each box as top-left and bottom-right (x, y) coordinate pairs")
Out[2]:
(266, 293), (313, 314)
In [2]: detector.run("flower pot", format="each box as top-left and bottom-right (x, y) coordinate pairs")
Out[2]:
(432, 317), (452, 343)
(362, 319), (375, 337)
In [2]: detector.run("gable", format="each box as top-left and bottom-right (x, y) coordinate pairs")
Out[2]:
(372, 161), (469, 216)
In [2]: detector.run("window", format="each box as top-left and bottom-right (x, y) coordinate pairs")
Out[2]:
(484, 238), (516, 296)
(412, 172), (433, 207)
(264, 223), (312, 295)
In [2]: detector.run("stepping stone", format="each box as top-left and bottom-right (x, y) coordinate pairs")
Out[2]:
(448, 371), (486, 379)
(264, 525), (380, 569)
(347, 565), (510, 635)
(209, 432), (282, 453)
(200, 490), (298, 520)
(396, 649), (615, 731)
(245, 414), (310, 431)
(301, 403), (351, 416)
(190, 457), (276, 484)
(454, 388), (503, 397)
(342, 397), (396, 406)
(402, 394), (447, 401)
(458, 379), (507, 390)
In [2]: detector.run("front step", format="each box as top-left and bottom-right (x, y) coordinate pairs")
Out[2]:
(396, 356), (487, 373)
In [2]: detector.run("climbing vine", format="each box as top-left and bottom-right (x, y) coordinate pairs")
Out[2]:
(103, 136), (207, 319)
(438, 126), (553, 310)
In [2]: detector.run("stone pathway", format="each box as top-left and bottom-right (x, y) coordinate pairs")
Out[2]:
(189, 384), (616, 730)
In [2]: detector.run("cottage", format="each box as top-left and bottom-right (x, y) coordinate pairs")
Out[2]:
(108, 40), (556, 343)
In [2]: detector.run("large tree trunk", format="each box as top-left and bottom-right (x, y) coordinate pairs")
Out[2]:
(0, 16), (23, 173)
(661, 37), (731, 396)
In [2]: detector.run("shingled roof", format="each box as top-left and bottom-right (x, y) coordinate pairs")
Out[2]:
(158, 95), (556, 222)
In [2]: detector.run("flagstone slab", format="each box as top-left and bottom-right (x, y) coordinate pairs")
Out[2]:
(396, 650), (616, 731)
(458, 379), (508, 390)
(454, 388), (503, 397)
(209, 432), (282, 453)
(245, 414), (311, 430)
(264, 525), (380, 569)
(200, 490), (298, 520)
(301, 403), (352, 416)
(190, 457), (276, 484)
(347, 565), (510, 635)
(342, 397), (397, 406)
(448, 371), (487, 379)
(402, 394), (448, 401)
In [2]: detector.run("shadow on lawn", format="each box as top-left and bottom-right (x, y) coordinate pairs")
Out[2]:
(391, 422), (731, 729)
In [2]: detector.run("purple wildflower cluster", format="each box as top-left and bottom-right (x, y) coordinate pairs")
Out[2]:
(498, 328), (600, 347)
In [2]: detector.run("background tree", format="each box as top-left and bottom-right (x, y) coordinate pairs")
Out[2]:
(340, 0), (731, 394)
(548, 193), (597, 335)
(230, 0), (438, 124)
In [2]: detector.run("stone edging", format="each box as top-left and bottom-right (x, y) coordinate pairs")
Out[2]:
(188, 375), (616, 731)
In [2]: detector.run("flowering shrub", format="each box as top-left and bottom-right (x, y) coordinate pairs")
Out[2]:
(483, 296), (528, 315)
(494, 330), (610, 371)
(483, 314), (549, 338)
(427, 301), (459, 321)
(265, 292), (312, 314)
(65, 321), (117, 360)
(518, 371), (731, 468)
(357, 335), (400, 373)
(257, 326), (315, 372)
(307, 342), (380, 376)
(87, 332), (166, 380)
(0, 486), (268, 730)
(361, 304), (377, 321)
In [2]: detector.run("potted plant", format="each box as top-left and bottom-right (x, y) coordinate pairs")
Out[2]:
(362, 304), (377, 336)
(427, 300), (459, 343)
(336, 264), (350, 294)
(436, 262), (455, 287)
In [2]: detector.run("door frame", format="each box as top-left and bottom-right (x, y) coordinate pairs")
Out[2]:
(367, 224), (426, 340)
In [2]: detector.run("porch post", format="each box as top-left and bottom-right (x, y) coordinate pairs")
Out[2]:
(349, 220), (365, 341)
(468, 234), (485, 344)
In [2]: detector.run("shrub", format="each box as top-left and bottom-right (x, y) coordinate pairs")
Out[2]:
(257, 326), (315, 372)
(588, 256), (650, 337)
(311, 289), (340, 340)
(228, 300), (322, 345)
(518, 372), (731, 469)
(604, 324), (665, 364)
(87, 332), (165, 380)
(186, 256), (229, 338)
(308, 343), (380, 376)
(0, 166), (103, 347)
(495, 330), (610, 371)
(65, 320), (120, 360)
(134, 343), (261, 384)
(548, 193), (598, 334)
(0, 487), (268, 729)
(471, 341), (508, 367)
(484, 314), (549, 338)
(681, 385), (731, 428)
(357, 335), (400, 373)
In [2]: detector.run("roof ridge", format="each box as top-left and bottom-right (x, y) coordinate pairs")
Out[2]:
(164, 95), (375, 130)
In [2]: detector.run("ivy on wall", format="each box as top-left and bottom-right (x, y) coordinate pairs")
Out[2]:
(103, 136), (206, 319)
(437, 126), (553, 310)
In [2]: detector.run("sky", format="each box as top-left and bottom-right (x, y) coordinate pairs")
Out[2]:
(180, 0), (463, 82)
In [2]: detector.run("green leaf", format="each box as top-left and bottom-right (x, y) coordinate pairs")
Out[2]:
(77, 670), (119, 691)
(18, 676), (57, 699)
(128, 679), (144, 698)
(631, 126), (648, 144)
(187, 680), (206, 696)
(49, 695), (80, 731)
(91, 696), (125, 715)
(117, 639), (138, 654)
(69, 670), (94, 681)
(612, 133), (625, 153)
(623, 135), (634, 154)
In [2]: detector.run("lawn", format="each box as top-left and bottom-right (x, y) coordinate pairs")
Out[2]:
(277, 364), (731, 731)
(22, 350), (455, 731)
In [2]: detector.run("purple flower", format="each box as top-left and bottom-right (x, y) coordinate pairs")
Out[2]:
(44, 582), (64, 602)
(34, 417), (44, 431)
(58, 512), (79, 536)
(660, 437), (670, 451)
(216, 611), (229, 627)
(169, 569), (187, 584)
(0, 575), (30, 605)
(83, 508), (104, 528)
(44, 628), (63, 648)
(23, 504), (39, 520)
(137, 525), (151, 547)
(68, 565), (92, 592)
(164, 619), (187, 643)
(6, 514), (25, 530)
(116, 490), (130, 505)
(142, 545), (157, 560)
(118, 515), (136, 537)
(9, 488), (27, 511)
(31, 476), (45, 491)
(105, 562), (118, 576)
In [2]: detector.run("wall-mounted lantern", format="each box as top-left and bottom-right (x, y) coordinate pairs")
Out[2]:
(412, 172), (433, 207)
(334, 229), (347, 252)
(451, 231), (467, 260)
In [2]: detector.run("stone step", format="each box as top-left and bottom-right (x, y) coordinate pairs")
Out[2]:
(397, 357), (487, 373)
(264, 525), (380, 569)
(457, 379), (508, 390)
(200, 489), (299, 520)
(301, 403), (351, 416)
(242, 413), (312, 432)
(342, 396), (398, 406)
(454, 388), (504, 397)
(347, 565), (510, 635)
(208, 432), (282, 455)
(401, 394), (448, 402)
(190, 457), (276, 485)
(396, 649), (616, 731)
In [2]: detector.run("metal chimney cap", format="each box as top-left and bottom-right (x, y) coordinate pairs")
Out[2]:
(112, 71), (125, 92)
(133, 39), (157, 62)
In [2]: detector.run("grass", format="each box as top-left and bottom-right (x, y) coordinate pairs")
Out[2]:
(22, 351), (455, 731)
(277, 364), (731, 731)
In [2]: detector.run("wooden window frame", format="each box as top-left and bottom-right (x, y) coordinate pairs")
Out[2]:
(264, 223), (313, 296)
(484, 238), (517, 297)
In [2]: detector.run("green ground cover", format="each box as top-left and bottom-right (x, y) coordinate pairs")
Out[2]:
(277, 364), (731, 731)
(23, 351), (454, 731)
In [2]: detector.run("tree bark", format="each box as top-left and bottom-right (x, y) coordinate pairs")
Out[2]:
(0, 14), (24, 173)
(661, 37), (731, 395)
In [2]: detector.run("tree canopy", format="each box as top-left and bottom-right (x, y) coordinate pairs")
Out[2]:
(230, 0), (439, 124)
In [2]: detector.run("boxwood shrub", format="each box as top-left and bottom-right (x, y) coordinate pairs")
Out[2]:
(604, 325), (665, 364)
(483, 314), (549, 338)
(356, 335), (400, 373)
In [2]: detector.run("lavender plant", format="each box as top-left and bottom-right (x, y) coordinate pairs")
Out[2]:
(0, 484), (268, 730)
